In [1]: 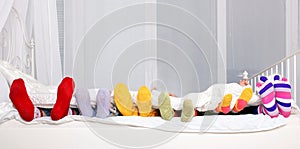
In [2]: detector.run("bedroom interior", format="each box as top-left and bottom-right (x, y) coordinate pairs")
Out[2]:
(0, 0), (300, 149)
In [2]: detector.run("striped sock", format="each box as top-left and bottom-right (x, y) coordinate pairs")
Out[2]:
(256, 76), (279, 118)
(273, 75), (292, 118)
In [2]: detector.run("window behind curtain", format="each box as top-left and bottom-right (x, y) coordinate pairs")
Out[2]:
(56, 0), (64, 75)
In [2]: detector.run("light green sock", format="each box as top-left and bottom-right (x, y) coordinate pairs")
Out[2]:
(181, 99), (194, 122)
(158, 92), (174, 120)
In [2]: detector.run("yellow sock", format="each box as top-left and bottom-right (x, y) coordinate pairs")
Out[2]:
(217, 94), (232, 114)
(137, 86), (153, 117)
(114, 83), (138, 116)
(233, 88), (253, 113)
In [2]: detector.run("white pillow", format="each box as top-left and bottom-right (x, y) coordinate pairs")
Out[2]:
(0, 72), (10, 103)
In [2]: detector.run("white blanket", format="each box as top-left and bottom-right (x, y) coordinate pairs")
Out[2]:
(0, 102), (288, 133)
(1, 60), (299, 113)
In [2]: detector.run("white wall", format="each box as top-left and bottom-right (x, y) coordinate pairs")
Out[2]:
(156, 0), (219, 96)
(227, 0), (286, 82)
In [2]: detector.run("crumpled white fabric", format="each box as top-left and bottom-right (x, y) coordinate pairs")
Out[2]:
(0, 101), (288, 133)
(0, 60), (77, 108)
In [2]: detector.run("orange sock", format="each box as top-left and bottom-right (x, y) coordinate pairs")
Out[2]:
(216, 94), (232, 114)
(232, 88), (253, 113)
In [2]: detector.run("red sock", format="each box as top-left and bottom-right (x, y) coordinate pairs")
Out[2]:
(50, 77), (75, 120)
(9, 78), (34, 122)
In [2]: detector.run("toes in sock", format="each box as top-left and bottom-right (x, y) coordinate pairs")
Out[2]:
(273, 75), (292, 118)
(9, 78), (34, 122)
(96, 89), (111, 118)
(75, 88), (95, 117)
(51, 77), (75, 121)
(181, 99), (194, 122)
(158, 92), (174, 120)
(256, 76), (279, 118)
(218, 94), (232, 114)
(137, 86), (153, 117)
(114, 83), (138, 116)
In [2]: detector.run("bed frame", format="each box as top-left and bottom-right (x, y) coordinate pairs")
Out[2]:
(249, 50), (300, 106)
(1, 6), (300, 149)
(1, 7), (35, 78)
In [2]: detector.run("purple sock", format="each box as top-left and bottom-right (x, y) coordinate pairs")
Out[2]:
(96, 89), (111, 118)
(75, 88), (95, 117)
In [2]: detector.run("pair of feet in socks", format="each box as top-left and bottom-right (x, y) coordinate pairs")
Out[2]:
(158, 92), (195, 122)
(256, 75), (292, 118)
(215, 88), (253, 114)
(75, 88), (112, 118)
(113, 83), (157, 117)
(9, 77), (75, 122)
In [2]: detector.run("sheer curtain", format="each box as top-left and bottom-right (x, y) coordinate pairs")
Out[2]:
(0, 0), (14, 32)
(33, 0), (62, 85)
(64, 0), (157, 90)
(0, 0), (62, 86)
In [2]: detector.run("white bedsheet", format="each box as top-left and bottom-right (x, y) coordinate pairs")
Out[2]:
(0, 102), (289, 133)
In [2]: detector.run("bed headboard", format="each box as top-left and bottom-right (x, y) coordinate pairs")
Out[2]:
(249, 50), (300, 105)
(0, 7), (35, 78)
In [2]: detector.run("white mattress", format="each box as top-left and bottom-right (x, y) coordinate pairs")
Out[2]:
(0, 114), (299, 149)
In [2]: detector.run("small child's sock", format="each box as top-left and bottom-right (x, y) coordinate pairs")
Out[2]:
(75, 88), (95, 117)
(273, 75), (292, 118)
(9, 78), (35, 122)
(51, 77), (75, 121)
(256, 76), (279, 118)
(216, 94), (232, 114)
(114, 83), (138, 116)
(232, 88), (253, 113)
(158, 92), (174, 120)
(137, 86), (152, 117)
(96, 89), (111, 118)
(181, 99), (194, 122)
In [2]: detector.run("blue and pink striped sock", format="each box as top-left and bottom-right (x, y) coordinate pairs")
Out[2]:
(273, 75), (292, 118)
(256, 76), (279, 118)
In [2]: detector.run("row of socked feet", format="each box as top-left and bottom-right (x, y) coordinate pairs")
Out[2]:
(75, 83), (195, 122)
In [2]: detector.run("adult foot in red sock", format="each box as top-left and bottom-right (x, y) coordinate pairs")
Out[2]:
(51, 77), (75, 121)
(9, 78), (34, 122)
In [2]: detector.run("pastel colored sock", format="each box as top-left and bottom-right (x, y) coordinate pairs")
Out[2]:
(273, 75), (292, 118)
(75, 88), (95, 117)
(158, 92), (174, 120)
(114, 83), (138, 116)
(137, 86), (153, 117)
(181, 99), (194, 122)
(256, 76), (279, 118)
(51, 77), (75, 121)
(96, 89), (111, 118)
(232, 88), (253, 113)
(9, 78), (35, 122)
(216, 94), (232, 114)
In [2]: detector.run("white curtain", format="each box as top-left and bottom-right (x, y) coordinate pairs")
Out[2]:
(1, 0), (62, 86)
(0, 0), (14, 32)
(33, 0), (62, 85)
(1, 0), (31, 74)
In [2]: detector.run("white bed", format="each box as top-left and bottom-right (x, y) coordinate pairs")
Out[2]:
(1, 5), (300, 149)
